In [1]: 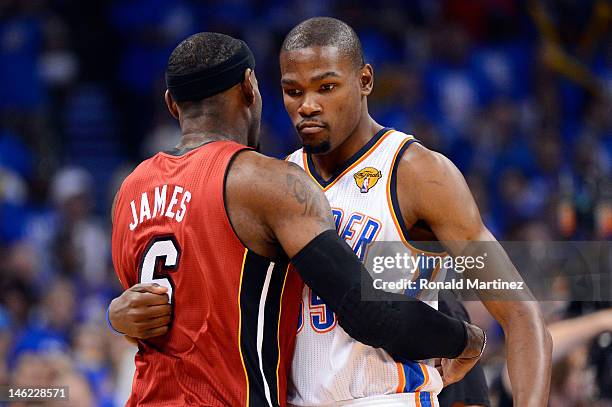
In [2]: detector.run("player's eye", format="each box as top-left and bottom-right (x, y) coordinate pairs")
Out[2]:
(284, 89), (302, 97)
(320, 83), (336, 92)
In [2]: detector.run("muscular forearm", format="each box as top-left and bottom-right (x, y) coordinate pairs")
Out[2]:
(501, 302), (552, 407)
(457, 238), (552, 405)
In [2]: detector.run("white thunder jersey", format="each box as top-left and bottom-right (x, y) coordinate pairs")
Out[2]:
(287, 128), (447, 407)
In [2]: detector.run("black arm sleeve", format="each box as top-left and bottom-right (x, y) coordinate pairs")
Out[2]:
(291, 229), (467, 360)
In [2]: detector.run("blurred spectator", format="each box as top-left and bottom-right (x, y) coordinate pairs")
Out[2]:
(50, 167), (108, 287)
(11, 278), (76, 363)
(73, 323), (115, 406)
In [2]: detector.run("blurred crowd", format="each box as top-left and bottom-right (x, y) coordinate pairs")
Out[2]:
(0, 0), (610, 406)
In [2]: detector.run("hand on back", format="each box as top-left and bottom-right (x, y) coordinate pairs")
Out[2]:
(109, 283), (172, 339)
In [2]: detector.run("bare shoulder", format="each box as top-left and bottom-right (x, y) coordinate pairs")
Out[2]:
(227, 151), (319, 202)
(397, 142), (464, 190)
(225, 150), (333, 257)
(396, 142), (484, 237)
(226, 150), (332, 225)
(227, 149), (303, 178)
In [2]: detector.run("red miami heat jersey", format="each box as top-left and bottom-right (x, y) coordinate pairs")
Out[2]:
(111, 140), (303, 407)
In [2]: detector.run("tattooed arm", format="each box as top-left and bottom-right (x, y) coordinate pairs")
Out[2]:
(224, 151), (485, 363)
(224, 151), (335, 258)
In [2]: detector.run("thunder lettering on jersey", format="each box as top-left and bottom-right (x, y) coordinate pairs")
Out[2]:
(287, 128), (447, 406)
(333, 208), (381, 261)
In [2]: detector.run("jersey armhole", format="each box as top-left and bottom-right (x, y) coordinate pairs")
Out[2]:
(222, 149), (288, 263)
(222, 148), (253, 252)
(388, 139), (445, 254)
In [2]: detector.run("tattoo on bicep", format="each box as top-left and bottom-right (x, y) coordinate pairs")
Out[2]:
(286, 173), (330, 223)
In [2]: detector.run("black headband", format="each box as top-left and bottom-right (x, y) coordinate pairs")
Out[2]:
(166, 40), (256, 102)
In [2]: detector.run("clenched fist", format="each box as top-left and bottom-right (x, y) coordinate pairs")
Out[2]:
(108, 283), (172, 339)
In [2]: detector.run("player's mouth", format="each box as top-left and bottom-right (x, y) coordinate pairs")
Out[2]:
(297, 121), (327, 135)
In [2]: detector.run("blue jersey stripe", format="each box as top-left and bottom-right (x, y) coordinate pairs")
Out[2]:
(419, 391), (433, 407)
(400, 361), (425, 392)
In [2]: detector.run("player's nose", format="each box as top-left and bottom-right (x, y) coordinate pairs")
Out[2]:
(298, 95), (322, 117)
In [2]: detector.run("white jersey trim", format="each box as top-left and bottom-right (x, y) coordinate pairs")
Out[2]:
(257, 261), (275, 407)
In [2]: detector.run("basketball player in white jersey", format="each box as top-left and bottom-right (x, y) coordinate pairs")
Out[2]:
(108, 18), (552, 407)
(278, 17), (551, 407)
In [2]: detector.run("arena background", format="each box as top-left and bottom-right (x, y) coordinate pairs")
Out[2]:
(0, 0), (610, 406)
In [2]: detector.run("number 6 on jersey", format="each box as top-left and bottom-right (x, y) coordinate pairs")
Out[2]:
(139, 237), (181, 303)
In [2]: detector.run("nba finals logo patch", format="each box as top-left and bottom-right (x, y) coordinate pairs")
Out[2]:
(353, 167), (382, 193)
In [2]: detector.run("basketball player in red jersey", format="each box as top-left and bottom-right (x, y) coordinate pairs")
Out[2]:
(111, 32), (485, 407)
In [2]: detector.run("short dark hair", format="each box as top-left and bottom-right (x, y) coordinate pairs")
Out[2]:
(167, 32), (243, 76)
(281, 17), (364, 68)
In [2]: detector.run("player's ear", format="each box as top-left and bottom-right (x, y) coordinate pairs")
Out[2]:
(359, 64), (374, 96)
(165, 90), (180, 119)
(240, 68), (256, 106)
